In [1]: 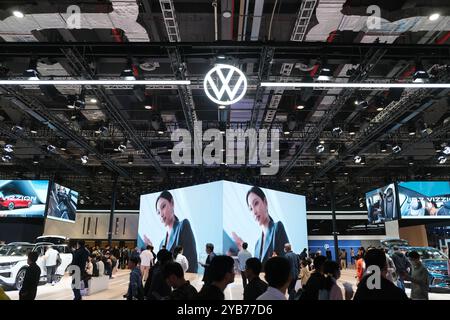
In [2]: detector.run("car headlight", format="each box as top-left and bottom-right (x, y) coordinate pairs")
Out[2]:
(0, 261), (18, 270)
(431, 277), (447, 286)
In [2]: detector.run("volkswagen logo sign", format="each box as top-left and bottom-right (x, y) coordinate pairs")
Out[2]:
(203, 64), (247, 105)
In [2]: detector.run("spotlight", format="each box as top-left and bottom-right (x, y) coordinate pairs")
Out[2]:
(1, 154), (12, 162)
(67, 95), (85, 110)
(408, 124), (416, 136)
(46, 144), (56, 153)
(380, 142), (388, 153)
(89, 98), (97, 104)
(32, 155), (39, 164)
(348, 125), (356, 136)
(95, 124), (108, 135)
(81, 155), (89, 164)
(23, 69), (39, 80)
(392, 144), (402, 153)
(315, 157), (321, 165)
(217, 54), (226, 60)
(144, 105), (153, 110)
(121, 69), (136, 81)
(317, 67), (333, 81)
(413, 70), (430, 83)
(218, 105), (226, 110)
(118, 142), (127, 152)
(437, 155), (447, 164)
(443, 144), (450, 155)
(222, 10), (232, 18)
(3, 144), (13, 153)
(376, 107), (384, 112)
(30, 126), (38, 134)
(354, 155), (362, 164)
(127, 155), (134, 165)
(329, 144), (337, 153)
(429, 13), (440, 21)
(356, 100), (369, 109)
(24, 58), (39, 80)
(316, 144), (325, 153)
(13, 11), (24, 18)
(332, 126), (343, 137)
(296, 104), (305, 110)
(158, 130), (164, 135)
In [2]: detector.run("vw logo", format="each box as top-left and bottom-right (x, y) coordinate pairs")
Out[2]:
(203, 64), (247, 105)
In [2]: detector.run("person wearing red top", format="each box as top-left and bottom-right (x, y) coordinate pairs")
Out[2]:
(355, 247), (366, 283)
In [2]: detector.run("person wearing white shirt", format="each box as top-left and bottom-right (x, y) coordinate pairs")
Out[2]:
(44, 245), (59, 285)
(237, 242), (252, 289)
(140, 245), (154, 282)
(257, 256), (291, 300)
(174, 246), (189, 273)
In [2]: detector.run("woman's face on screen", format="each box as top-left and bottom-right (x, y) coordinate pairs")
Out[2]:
(156, 198), (174, 226)
(248, 192), (269, 226)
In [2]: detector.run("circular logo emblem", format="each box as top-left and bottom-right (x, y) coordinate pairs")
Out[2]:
(203, 64), (247, 105)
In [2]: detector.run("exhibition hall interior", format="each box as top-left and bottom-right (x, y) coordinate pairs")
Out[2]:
(0, 0), (449, 302)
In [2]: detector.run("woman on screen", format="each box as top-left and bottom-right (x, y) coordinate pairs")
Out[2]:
(246, 186), (289, 264)
(154, 191), (198, 273)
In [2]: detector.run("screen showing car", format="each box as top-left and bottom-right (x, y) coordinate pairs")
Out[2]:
(0, 180), (49, 218)
(366, 183), (398, 223)
(46, 182), (79, 223)
(398, 181), (450, 218)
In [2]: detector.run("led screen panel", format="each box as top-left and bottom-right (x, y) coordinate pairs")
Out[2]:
(138, 180), (308, 272)
(0, 180), (49, 218)
(366, 183), (398, 223)
(398, 181), (450, 218)
(46, 182), (79, 223)
(222, 181), (308, 265)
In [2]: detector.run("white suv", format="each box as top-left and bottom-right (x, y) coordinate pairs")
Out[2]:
(0, 241), (73, 290)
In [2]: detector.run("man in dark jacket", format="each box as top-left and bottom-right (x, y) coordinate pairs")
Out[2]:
(145, 249), (173, 300)
(71, 240), (90, 300)
(200, 243), (216, 285)
(163, 262), (198, 300)
(353, 248), (408, 300)
(19, 251), (41, 300)
(243, 258), (268, 300)
(299, 255), (327, 300)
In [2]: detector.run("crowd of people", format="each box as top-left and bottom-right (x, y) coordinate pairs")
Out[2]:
(0, 240), (434, 301)
(122, 242), (432, 301)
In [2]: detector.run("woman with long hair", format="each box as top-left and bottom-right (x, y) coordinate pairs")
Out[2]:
(153, 190), (198, 272)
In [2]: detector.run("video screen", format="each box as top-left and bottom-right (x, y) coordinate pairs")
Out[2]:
(0, 180), (49, 218)
(138, 181), (223, 273)
(366, 183), (398, 223)
(46, 182), (79, 223)
(398, 181), (450, 218)
(223, 181), (308, 265)
(138, 180), (308, 273)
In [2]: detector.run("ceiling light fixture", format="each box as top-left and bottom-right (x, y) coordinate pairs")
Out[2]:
(443, 145), (450, 155)
(128, 155), (134, 165)
(376, 107), (384, 111)
(429, 13), (440, 21)
(437, 155), (447, 164)
(13, 11), (24, 18)
(46, 144), (56, 153)
(296, 104), (305, 110)
(316, 67), (333, 82)
(392, 144), (402, 153)
(1, 155), (12, 162)
(316, 144), (325, 153)
(90, 98), (97, 103)
(144, 105), (153, 110)
(218, 105), (226, 110)
(0, 80), (191, 85)
(81, 155), (89, 164)
(3, 144), (13, 153)
(260, 82), (450, 89)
